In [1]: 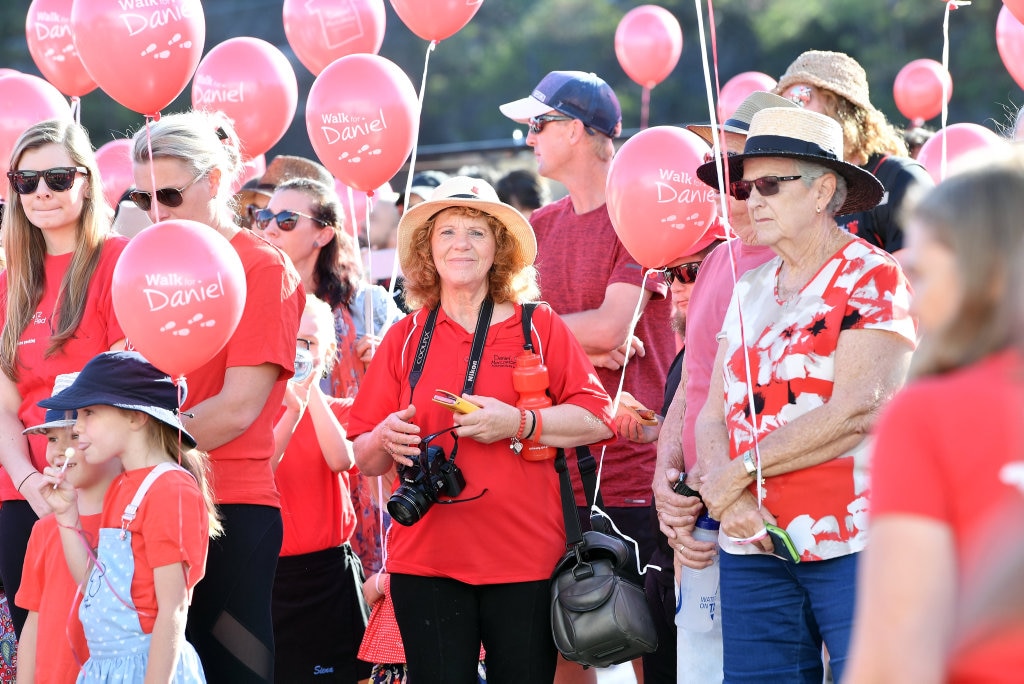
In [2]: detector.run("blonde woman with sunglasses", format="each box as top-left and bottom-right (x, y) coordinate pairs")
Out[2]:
(131, 110), (304, 683)
(0, 118), (128, 638)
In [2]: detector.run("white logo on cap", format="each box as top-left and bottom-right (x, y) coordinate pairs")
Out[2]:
(532, 89), (547, 103)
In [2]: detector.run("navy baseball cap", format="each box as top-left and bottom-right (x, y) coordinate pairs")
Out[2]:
(500, 71), (622, 138)
(39, 351), (197, 448)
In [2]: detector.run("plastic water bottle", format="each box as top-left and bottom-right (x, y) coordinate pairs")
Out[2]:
(676, 511), (720, 632)
(513, 352), (555, 461)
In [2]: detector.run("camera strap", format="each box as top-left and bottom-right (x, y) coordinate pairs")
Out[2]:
(408, 298), (494, 403)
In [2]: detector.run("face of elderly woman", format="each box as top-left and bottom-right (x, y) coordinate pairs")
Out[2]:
(740, 157), (819, 247)
(902, 217), (961, 335)
(430, 208), (496, 291)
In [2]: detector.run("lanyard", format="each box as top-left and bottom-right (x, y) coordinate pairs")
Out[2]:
(408, 298), (494, 404)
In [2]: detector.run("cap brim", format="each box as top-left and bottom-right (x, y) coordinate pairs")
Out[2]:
(499, 96), (553, 123)
(22, 418), (77, 436)
(40, 391), (198, 449)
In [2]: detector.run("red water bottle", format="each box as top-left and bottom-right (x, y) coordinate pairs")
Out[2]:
(514, 352), (556, 461)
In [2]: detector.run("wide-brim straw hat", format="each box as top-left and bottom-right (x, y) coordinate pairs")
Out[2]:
(396, 176), (537, 275)
(695, 107), (884, 216)
(775, 50), (874, 113)
(687, 91), (798, 147)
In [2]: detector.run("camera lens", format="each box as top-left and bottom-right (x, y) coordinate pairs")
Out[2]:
(387, 485), (432, 527)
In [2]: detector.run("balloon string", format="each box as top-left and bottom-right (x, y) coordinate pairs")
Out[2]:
(696, 0), (764, 504)
(70, 97), (81, 125)
(641, 86), (651, 129)
(145, 118), (159, 225)
(940, 2), (970, 179)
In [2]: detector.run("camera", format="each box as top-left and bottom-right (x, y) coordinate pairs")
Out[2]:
(387, 429), (466, 527)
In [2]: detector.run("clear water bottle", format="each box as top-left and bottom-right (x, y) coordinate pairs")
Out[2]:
(290, 347), (314, 384)
(676, 511), (720, 633)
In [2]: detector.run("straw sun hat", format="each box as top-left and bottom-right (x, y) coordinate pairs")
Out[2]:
(686, 90), (797, 147)
(775, 50), (874, 113)
(695, 107), (884, 216)
(396, 176), (537, 275)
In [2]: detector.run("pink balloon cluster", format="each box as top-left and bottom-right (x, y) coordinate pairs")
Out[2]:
(25, 0), (96, 97)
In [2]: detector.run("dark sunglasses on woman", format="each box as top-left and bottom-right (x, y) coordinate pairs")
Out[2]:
(664, 261), (701, 285)
(729, 175), (802, 201)
(7, 166), (89, 195)
(253, 208), (327, 232)
(127, 171), (206, 212)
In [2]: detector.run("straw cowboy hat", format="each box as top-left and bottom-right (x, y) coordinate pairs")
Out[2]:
(695, 107), (884, 215)
(396, 176), (537, 275)
(775, 50), (875, 113)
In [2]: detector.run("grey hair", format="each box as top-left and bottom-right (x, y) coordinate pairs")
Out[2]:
(794, 160), (848, 216)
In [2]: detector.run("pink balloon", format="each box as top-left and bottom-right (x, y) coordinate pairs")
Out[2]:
(192, 38), (297, 158)
(306, 54), (419, 193)
(113, 220), (246, 379)
(718, 72), (777, 120)
(0, 69), (21, 79)
(233, 154), (266, 194)
(283, 0), (386, 76)
(335, 178), (370, 229)
(893, 59), (952, 125)
(915, 123), (1006, 183)
(606, 126), (717, 268)
(389, 0), (483, 42)
(614, 5), (683, 89)
(997, 6), (1024, 91)
(0, 74), (71, 183)
(94, 138), (134, 208)
(71, 0), (205, 115)
(1005, 0), (1024, 25)
(26, 0), (97, 96)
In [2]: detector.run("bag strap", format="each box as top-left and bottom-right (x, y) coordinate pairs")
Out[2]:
(521, 302), (538, 352)
(555, 446), (604, 548)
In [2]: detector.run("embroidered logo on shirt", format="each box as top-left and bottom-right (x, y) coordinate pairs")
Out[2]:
(492, 354), (517, 369)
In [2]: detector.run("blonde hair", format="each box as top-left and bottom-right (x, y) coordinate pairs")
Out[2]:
(1, 120), (112, 381)
(401, 206), (539, 310)
(909, 153), (1024, 377)
(149, 419), (223, 538)
(815, 89), (907, 166)
(303, 294), (338, 373)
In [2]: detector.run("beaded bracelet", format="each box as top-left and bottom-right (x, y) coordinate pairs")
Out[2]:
(510, 408), (527, 454)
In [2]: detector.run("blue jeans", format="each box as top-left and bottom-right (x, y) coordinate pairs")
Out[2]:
(719, 551), (859, 683)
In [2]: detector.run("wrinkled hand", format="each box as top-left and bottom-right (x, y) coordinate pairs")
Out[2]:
(354, 335), (381, 366)
(673, 523), (718, 570)
(588, 336), (646, 370)
(457, 395), (521, 445)
(652, 467), (702, 541)
(376, 405), (420, 468)
(700, 457), (749, 521)
(720, 492), (776, 554)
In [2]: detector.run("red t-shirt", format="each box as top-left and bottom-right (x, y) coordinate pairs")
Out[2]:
(681, 239), (775, 472)
(181, 230), (303, 506)
(17, 513), (102, 683)
(347, 303), (614, 583)
(275, 398), (356, 557)
(871, 349), (1024, 680)
(0, 236), (128, 500)
(530, 196), (675, 507)
(100, 466), (209, 635)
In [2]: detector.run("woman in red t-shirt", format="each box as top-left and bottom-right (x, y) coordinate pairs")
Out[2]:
(0, 119), (127, 637)
(847, 154), (1024, 683)
(348, 176), (614, 683)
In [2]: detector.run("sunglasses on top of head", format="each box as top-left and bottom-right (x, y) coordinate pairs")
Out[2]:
(7, 167), (89, 195)
(664, 261), (701, 285)
(253, 208), (327, 232)
(729, 175), (802, 201)
(128, 171), (207, 212)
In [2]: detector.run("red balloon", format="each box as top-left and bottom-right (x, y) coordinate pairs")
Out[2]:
(893, 59), (952, 125)
(915, 123), (1006, 183)
(389, 0), (483, 42)
(283, 0), (386, 76)
(1005, 0), (1024, 24)
(94, 138), (133, 209)
(606, 126), (717, 268)
(997, 6), (1024, 91)
(306, 54), (419, 193)
(113, 220), (246, 378)
(0, 74), (71, 185)
(192, 38), (297, 158)
(614, 5), (683, 89)
(718, 72), (777, 120)
(335, 179), (370, 230)
(26, 0), (96, 97)
(71, 0), (205, 115)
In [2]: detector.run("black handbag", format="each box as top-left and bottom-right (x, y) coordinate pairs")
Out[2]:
(550, 446), (658, 668)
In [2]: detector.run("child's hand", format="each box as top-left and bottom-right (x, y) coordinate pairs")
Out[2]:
(362, 571), (387, 606)
(354, 335), (380, 365)
(39, 465), (79, 522)
(283, 371), (316, 416)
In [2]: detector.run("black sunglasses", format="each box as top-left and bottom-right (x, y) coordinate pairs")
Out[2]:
(729, 175), (802, 201)
(128, 171), (206, 212)
(253, 208), (326, 232)
(528, 114), (574, 134)
(665, 262), (701, 285)
(7, 166), (88, 195)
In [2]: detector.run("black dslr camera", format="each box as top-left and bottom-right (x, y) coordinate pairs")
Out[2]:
(387, 429), (466, 527)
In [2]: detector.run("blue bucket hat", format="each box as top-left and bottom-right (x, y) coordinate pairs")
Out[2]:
(39, 351), (197, 448)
